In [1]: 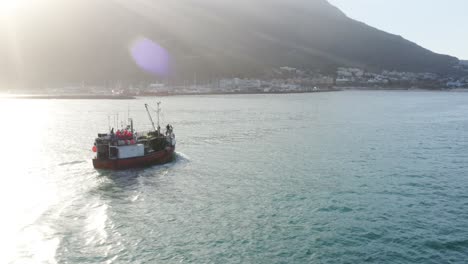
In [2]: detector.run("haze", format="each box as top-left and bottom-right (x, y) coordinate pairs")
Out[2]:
(0, 0), (464, 90)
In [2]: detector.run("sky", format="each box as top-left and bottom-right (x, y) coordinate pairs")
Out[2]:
(328, 0), (468, 60)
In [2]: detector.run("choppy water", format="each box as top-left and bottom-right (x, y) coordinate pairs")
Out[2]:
(1, 91), (468, 263)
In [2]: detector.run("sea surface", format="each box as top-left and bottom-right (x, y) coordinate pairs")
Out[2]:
(1, 91), (468, 263)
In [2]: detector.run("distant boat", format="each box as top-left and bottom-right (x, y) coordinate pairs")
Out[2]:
(92, 102), (176, 170)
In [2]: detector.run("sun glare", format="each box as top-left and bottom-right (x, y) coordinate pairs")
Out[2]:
(0, 0), (31, 17)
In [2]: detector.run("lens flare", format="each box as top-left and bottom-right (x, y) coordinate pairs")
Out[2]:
(130, 37), (170, 76)
(0, 0), (30, 17)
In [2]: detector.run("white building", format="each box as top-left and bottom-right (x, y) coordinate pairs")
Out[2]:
(148, 83), (168, 93)
(446, 80), (465, 88)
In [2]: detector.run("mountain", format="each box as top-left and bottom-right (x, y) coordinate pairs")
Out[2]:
(0, 0), (459, 88)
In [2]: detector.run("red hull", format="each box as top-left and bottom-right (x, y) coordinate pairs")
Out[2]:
(93, 146), (175, 170)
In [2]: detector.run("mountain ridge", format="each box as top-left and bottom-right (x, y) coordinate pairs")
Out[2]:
(0, 0), (459, 88)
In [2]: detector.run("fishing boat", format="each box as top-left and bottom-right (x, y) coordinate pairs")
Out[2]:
(92, 102), (176, 170)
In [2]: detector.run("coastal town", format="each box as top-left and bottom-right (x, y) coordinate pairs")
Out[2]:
(12, 61), (468, 97)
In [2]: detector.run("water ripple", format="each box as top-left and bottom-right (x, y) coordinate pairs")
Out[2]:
(4, 92), (468, 263)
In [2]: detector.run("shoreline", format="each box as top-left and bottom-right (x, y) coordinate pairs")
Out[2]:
(1, 87), (466, 99)
(1, 89), (341, 99)
(147, 89), (342, 97)
(0, 94), (137, 100)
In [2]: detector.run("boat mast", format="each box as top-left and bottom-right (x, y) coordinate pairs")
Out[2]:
(156, 101), (161, 133)
(128, 104), (133, 132)
(145, 104), (157, 132)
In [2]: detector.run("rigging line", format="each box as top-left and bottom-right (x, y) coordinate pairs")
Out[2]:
(147, 105), (158, 114)
(160, 112), (166, 125)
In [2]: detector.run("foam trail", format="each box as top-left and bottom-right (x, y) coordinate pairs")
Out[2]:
(174, 152), (191, 163)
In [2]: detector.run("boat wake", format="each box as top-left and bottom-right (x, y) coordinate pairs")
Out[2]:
(58, 160), (87, 166)
(174, 152), (191, 163)
(93, 152), (190, 187)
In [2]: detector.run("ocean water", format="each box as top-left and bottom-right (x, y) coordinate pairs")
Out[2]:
(1, 91), (468, 263)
